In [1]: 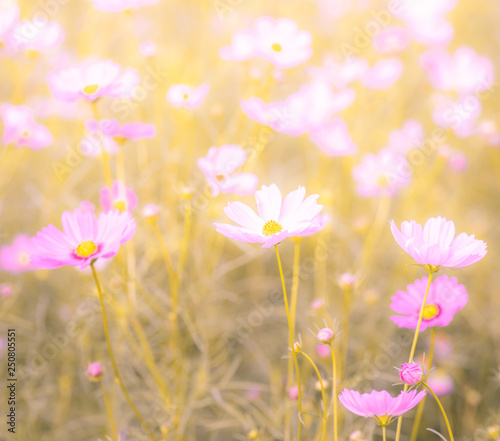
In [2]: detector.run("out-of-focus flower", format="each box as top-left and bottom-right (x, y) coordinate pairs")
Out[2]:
(421, 47), (494, 96)
(81, 119), (156, 157)
(339, 272), (356, 289)
(390, 275), (468, 331)
(432, 95), (482, 138)
(338, 389), (425, 426)
(7, 19), (65, 54)
(100, 180), (138, 213)
(220, 16), (312, 69)
(87, 362), (104, 380)
(360, 58), (404, 90)
(215, 184), (329, 248)
(0, 103), (53, 150)
(197, 145), (258, 197)
(245, 386), (261, 400)
(241, 81), (355, 136)
(390, 216), (487, 267)
(311, 298), (324, 311)
(427, 369), (453, 396)
(166, 84), (209, 109)
(0, 3), (19, 55)
(47, 60), (141, 102)
(448, 152), (468, 172)
(316, 328), (334, 344)
(308, 118), (358, 157)
(349, 430), (367, 441)
(316, 344), (331, 358)
(308, 56), (368, 89)
(88, 0), (161, 13)
(0, 234), (37, 273)
(139, 40), (156, 57)
(399, 363), (424, 386)
(31, 208), (136, 270)
(287, 385), (299, 400)
(372, 27), (410, 55)
(142, 203), (160, 220)
(434, 333), (452, 359)
(387, 120), (424, 154)
(79, 201), (96, 213)
(0, 283), (13, 298)
(352, 148), (410, 198)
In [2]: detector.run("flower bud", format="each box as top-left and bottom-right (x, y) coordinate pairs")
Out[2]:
(339, 272), (356, 289)
(87, 362), (104, 380)
(0, 283), (13, 298)
(287, 385), (299, 400)
(142, 203), (160, 221)
(399, 363), (423, 386)
(310, 298), (324, 311)
(317, 327), (334, 344)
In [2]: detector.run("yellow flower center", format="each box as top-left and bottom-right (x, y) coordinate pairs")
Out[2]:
(422, 304), (440, 320)
(376, 175), (390, 186)
(113, 199), (127, 212)
(215, 174), (225, 182)
(183, 93), (189, 99)
(21, 130), (30, 138)
(75, 241), (98, 258)
(375, 414), (392, 427)
(262, 220), (282, 236)
(83, 84), (99, 95)
(18, 252), (30, 266)
(271, 43), (282, 52)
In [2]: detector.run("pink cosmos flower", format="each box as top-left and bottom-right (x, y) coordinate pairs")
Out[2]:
(215, 184), (329, 248)
(432, 95), (482, 139)
(0, 103), (53, 150)
(166, 84), (209, 109)
(338, 389), (426, 426)
(81, 119), (156, 157)
(88, 0), (161, 13)
(360, 58), (404, 90)
(241, 81), (355, 136)
(420, 47), (495, 96)
(220, 16), (312, 69)
(30, 208), (136, 270)
(0, 234), (37, 273)
(427, 370), (453, 396)
(308, 118), (358, 157)
(47, 60), (141, 102)
(390, 217), (487, 267)
(390, 275), (468, 331)
(100, 181), (138, 213)
(352, 148), (410, 198)
(372, 27), (410, 55)
(387, 120), (424, 154)
(7, 19), (65, 54)
(197, 145), (258, 197)
(399, 363), (424, 386)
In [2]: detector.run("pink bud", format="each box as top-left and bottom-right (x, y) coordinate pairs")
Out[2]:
(139, 40), (157, 57)
(399, 363), (423, 386)
(142, 203), (160, 219)
(310, 298), (324, 311)
(87, 362), (104, 379)
(0, 283), (13, 298)
(316, 344), (331, 358)
(339, 272), (356, 288)
(288, 385), (299, 400)
(316, 327), (334, 344)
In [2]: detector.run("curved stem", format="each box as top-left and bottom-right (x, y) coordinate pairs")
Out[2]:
(409, 327), (436, 441)
(329, 343), (338, 441)
(274, 245), (302, 441)
(99, 380), (118, 441)
(301, 352), (327, 441)
(423, 382), (455, 441)
(91, 263), (157, 441)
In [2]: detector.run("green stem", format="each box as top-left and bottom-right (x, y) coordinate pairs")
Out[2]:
(274, 245), (302, 441)
(301, 352), (327, 441)
(91, 263), (157, 441)
(329, 343), (338, 441)
(99, 380), (118, 441)
(423, 382), (455, 441)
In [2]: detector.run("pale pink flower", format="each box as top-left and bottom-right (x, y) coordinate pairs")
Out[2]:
(215, 184), (329, 248)
(339, 272), (356, 289)
(88, 0), (161, 13)
(100, 181), (138, 213)
(287, 385), (299, 400)
(0, 283), (13, 298)
(0, 234), (37, 273)
(372, 27), (410, 55)
(0, 3), (19, 55)
(197, 145), (258, 197)
(29, 96), (83, 121)
(166, 84), (209, 109)
(308, 56), (368, 89)
(31, 208), (136, 270)
(241, 81), (355, 136)
(7, 20), (64, 53)
(448, 152), (468, 172)
(420, 47), (495, 96)
(142, 203), (160, 219)
(427, 370), (453, 396)
(339, 389), (425, 426)
(434, 333), (452, 359)
(309, 118), (358, 157)
(360, 58), (404, 90)
(139, 40), (156, 57)
(0, 103), (53, 150)
(399, 363), (424, 386)
(390, 216), (487, 267)
(47, 60), (141, 102)
(478, 120), (500, 147)
(316, 344), (331, 358)
(220, 16), (312, 69)
(311, 299), (324, 311)
(387, 120), (424, 154)
(317, 328), (334, 344)
(352, 148), (410, 198)
(390, 275), (468, 331)
(407, 18), (454, 47)
(79, 201), (96, 213)
(432, 95), (482, 138)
